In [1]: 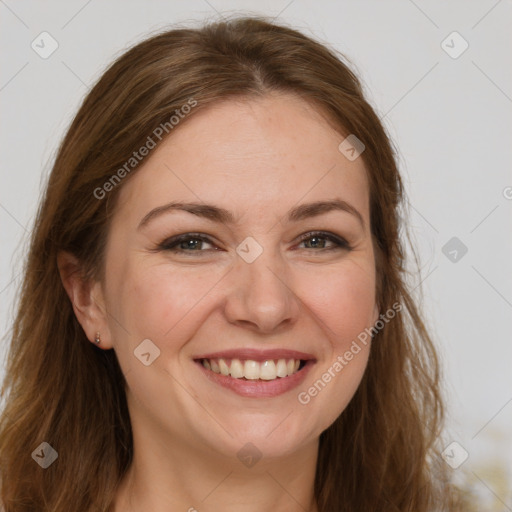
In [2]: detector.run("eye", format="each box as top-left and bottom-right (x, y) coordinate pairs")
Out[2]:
(156, 231), (351, 256)
(157, 233), (218, 255)
(295, 231), (351, 252)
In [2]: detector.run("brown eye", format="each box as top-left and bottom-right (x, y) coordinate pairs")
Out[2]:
(296, 232), (351, 251)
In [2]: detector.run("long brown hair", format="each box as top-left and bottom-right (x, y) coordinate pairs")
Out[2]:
(0, 15), (467, 511)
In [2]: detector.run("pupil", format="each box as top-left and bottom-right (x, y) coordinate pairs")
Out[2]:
(183, 239), (200, 250)
(309, 237), (323, 248)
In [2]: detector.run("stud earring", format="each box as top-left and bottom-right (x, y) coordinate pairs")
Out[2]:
(94, 332), (101, 344)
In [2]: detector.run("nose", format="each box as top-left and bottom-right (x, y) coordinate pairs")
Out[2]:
(223, 247), (301, 334)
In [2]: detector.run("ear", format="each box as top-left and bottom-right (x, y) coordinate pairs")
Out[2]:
(57, 251), (113, 349)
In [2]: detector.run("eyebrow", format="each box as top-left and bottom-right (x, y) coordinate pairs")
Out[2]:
(138, 198), (365, 230)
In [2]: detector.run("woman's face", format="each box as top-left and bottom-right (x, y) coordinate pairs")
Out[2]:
(98, 93), (377, 461)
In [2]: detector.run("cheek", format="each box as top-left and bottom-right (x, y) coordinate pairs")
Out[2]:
(295, 263), (374, 431)
(110, 259), (226, 341)
(300, 259), (376, 349)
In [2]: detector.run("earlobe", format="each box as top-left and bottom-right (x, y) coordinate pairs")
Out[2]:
(57, 251), (113, 349)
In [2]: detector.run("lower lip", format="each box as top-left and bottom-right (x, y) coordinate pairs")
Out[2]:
(194, 360), (315, 398)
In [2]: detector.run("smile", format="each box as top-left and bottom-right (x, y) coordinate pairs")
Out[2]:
(193, 349), (316, 398)
(200, 358), (305, 380)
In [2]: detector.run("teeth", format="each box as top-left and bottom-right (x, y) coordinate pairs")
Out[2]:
(202, 357), (303, 380)
(219, 359), (230, 376)
(260, 360), (276, 380)
(230, 359), (244, 378)
(276, 359), (288, 378)
(210, 359), (220, 373)
(244, 360), (260, 380)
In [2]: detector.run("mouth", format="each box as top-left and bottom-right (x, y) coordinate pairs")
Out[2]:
(193, 349), (316, 398)
(197, 357), (307, 380)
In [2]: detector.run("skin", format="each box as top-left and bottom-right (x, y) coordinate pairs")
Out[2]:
(59, 92), (378, 512)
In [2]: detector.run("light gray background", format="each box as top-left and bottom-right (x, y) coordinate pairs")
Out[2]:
(1, 0), (511, 506)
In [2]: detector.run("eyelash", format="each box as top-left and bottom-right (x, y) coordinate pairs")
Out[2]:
(157, 231), (351, 255)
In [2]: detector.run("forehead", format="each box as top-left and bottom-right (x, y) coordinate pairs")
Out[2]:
(114, 93), (370, 227)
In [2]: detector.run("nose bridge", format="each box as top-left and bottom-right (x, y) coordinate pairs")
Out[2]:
(224, 239), (300, 332)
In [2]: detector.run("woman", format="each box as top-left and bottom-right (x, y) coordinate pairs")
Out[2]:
(0, 16), (467, 511)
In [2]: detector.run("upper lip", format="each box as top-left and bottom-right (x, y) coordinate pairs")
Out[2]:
(193, 348), (316, 362)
